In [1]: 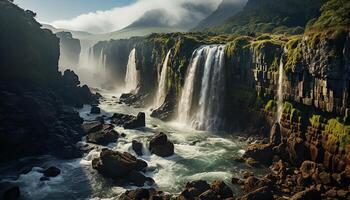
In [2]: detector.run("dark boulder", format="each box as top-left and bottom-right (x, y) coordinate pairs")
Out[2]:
(149, 132), (174, 157)
(92, 149), (149, 186)
(270, 123), (281, 145)
(86, 124), (119, 145)
(181, 180), (211, 198)
(42, 166), (61, 177)
(3, 186), (20, 200)
(244, 143), (274, 166)
(240, 186), (273, 200)
(290, 188), (321, 200)
(111, 112), (146, 129)
(119, 188), (169, 200)
(132, 140), (143, 156)
(90, 106), (101, 114)
(210, 180), (233, 199)
(81, 121), (103, 134)
(124, 112), (146, 129)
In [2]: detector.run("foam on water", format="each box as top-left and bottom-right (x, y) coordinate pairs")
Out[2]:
(0, 91), (265, 199)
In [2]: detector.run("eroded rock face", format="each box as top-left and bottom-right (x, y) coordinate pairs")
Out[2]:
(149, 132), (174, 157)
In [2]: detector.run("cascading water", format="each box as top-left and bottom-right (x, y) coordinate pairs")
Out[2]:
(177, 45), (226, 131)
(177, 48), (205, 124)
(276, 57), (284, 123)
(154, 50), (171, 108)
(124, 48), (138, 92)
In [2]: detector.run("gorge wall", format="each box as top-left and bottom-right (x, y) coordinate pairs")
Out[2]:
(96, 28), (350, 173)
(0, 0), (98, 162)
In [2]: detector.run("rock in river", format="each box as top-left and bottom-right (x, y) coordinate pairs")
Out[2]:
(149, 132), (174, 157)
(92, 149), (149, 186)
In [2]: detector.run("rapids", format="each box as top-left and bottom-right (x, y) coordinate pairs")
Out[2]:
(0, 89), (264, 200)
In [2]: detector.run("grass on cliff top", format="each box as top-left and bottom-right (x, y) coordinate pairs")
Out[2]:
(323, 118), (350, 151)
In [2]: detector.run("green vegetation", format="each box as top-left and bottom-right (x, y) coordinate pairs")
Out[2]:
(264, 100), (276, 112)
(306, 0), (350, 30)
(209, 0), (325, 35)
(323, 118), (350, 150)
(309, 115), (322, 129)
(284, 35), (303, 73)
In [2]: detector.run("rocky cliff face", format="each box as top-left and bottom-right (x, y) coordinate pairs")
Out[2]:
(0, 1), (98, 162)
(56, 31), (81, 70)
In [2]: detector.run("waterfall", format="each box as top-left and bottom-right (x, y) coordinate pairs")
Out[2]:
(124, 48), (138, 92)
(276, 58), (284, 123)
(154, 50), (171, 108)
(177, 45), (226, 131)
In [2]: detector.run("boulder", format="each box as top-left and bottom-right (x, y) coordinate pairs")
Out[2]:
(269, 123), (281, 145)
(127, 170), (147, 187)
(124, 112), (146, 129)
(149, 133), (174, 157)
(240, 186), (273, 200)
(119, 188), (169, 200)
(2, 186), (20, 200)
(300, 161), (318, 179)
(90, 106), (101, 114)
(132, 140), (143, 156)
(181, 180), (211, 198)
(86, 124), (119, 145)
(92, 149), (148, 185)
(111, 112), (145, 129)
(244, 144), (274, 165)
(287, 135), (310, 166)
(290, 188), (321, 200)
(42, 166), (61, 177)
(210, 180), (233, 199)
(81, 121), (103, 134)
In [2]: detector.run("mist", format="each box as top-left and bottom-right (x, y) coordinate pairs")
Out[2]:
(51, 0), (222, 33)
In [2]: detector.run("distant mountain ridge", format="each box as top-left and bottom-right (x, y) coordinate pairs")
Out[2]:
(193, 0), (247, 31)
(209, 0), (325, 35)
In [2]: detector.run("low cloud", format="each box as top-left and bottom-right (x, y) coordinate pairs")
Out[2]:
(52, 0), (222, 34)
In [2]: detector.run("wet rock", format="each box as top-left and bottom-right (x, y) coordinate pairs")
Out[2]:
(149, 132), (174, 157)
(240, 186), (273, 200)
(81, 121), (103, 134)
(300, 161), (318, 179)
(124, 112), (146, 129)
(92, 149), (148, 186)
(90, 106), (101, 114)
(128, 170), (147, 187)
(210, 180), (233, 198)
(270, 123), (281, 145)
(132, 140), (143, 156)
(245, 157), (260, 168)
(119, 188), (169, 200)
(111, 112), (145, 129)
(181, 180), (211, 198)
(3, 186), (20, 200)
(290, 188), (321, 200)
(86, 124), (119, 145)
(244, 144), (274, 165)
(43, 166), (61, 177)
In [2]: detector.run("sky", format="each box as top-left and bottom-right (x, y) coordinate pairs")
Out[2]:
(15, 0), (221, 34)
(15, 0), (134, 23)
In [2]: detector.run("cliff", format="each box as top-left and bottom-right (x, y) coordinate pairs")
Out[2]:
(56, 31), (81, 70)
(0, 0), (98, 162)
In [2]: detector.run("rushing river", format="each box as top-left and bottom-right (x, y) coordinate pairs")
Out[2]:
(0, 89), (263, 200)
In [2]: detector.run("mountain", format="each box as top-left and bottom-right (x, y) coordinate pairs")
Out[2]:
(210, 0), (325, 35)
(41, 23), (92, 39)
(193, 0), (247, 31)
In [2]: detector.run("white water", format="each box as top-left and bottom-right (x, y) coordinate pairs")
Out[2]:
(276, 58), (284, 123)
(154, 50), (171, 109)
(177, 48), (205, 124)
(0, 90), (264, 199)
(177, 45), (226, 131)
(124, 49), (138, 93)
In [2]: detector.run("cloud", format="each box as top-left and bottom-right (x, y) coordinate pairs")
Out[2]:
(51, 0), (222, 34)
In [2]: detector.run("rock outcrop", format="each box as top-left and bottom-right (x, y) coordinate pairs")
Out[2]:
(111, 112), (145, 129)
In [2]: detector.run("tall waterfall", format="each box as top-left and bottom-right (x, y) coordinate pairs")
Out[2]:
(154, 50), (171, 108)
(177, 45), (226, 131)
(276, 58), (284, 122)
(124, 48), (138, 92)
